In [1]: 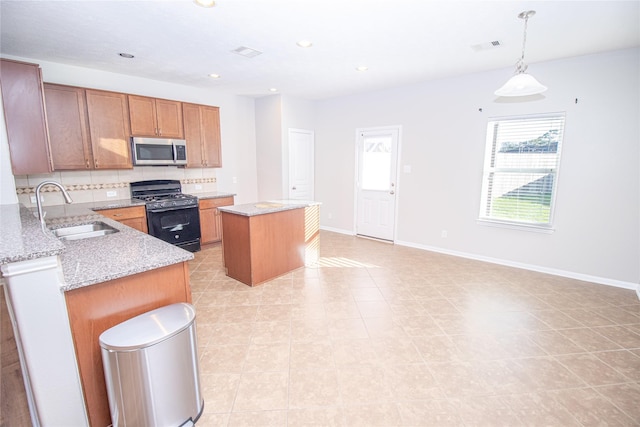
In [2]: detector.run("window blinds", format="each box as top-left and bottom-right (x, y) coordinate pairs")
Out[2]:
(479, 114), (565, 228)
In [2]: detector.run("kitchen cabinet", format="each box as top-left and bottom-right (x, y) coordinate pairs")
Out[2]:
(0, 59), (53, 175)
(128, 95), (183, 138)
(199, 196), (234, 245)
(85, 89), (133, 169)
(43, 83), (93, 170)
(95, 205), (147, 233)
(65, 262), (191, 427)
(183, 103), (222, 168)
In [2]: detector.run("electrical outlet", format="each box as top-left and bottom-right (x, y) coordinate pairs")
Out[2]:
(232, 177), (237, 184)
(441, 230), (448, 238)
(30, 195), (37, 203)
(328, 213), (333, 219)
(195, 184), (203, 190)
(106, 190), (117, 198)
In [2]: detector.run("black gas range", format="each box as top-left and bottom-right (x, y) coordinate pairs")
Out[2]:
(131, 180), (201, 252)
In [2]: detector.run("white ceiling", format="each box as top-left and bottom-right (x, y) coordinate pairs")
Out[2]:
(1, 0), (639, 100)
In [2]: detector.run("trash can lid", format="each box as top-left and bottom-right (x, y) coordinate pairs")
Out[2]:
(99, 303), (196, 351)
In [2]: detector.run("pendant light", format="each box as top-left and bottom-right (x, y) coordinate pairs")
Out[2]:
(495, 10), (547, 97)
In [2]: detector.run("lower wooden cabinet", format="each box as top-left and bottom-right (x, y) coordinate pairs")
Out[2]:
(64, 262), (191, 427)
(199, 196), (234, 244)
(95, 206), (148, 233)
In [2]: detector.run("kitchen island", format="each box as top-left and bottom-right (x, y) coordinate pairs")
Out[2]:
(0, 201), (194, 427)
(219, 200), (320, 286)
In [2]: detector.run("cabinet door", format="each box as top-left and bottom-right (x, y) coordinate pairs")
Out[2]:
(183, 103), (204, 168)
(44, 84), (93, 170)
(201, 105), (221, 167)
(85, 90), (132, 169)
(155, 99), (183, 138)
(128, 95), (157, 137)
(0, 59), (53, 175)
(199, 197), (234, 244)
(183, 103), (221, 168)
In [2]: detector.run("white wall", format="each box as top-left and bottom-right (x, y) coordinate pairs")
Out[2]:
(315, 48), (640, 286)
(0, 56), (258, 204)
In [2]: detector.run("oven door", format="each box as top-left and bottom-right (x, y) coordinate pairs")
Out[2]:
(147, 206), (201, 252)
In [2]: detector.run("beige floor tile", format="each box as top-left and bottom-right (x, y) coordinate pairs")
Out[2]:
(232, 372), (289, 411)
(227, 410), (287, 427)
(290, 341), (334, 370)
(188, 232), (639, 424)
(554, 387), (636, 426)
(595, 382), (640, 421)
(555, 353), (631, 386)
(595, 350), (640, 382)
(336, 363), (394, 405)
(243, 342), (290, 373)
(342, 403), (402, 426)
(288, 369), (341, 408)
(396, 399), (464, 426)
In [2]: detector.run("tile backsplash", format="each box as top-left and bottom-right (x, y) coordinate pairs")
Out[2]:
(15, 167), (217, 207)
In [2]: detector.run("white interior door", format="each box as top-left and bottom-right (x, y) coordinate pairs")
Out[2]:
(288, 128), (314, 200)
(356, 127), (399, 241)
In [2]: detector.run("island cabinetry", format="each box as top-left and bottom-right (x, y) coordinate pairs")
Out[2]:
(0, 59), (53, 175)
(221, 208), (306, 286)
(95, 205), (148, 233)
(128, 95), (183, 138)
(183, 103), (221, 168)
(43, 83), (93, 170)
(199, 196), (234, 245)
(65, 262), (192, 427)
(85, 89), (133, 169)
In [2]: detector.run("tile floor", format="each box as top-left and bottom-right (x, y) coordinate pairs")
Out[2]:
(188, 231), (640, 426)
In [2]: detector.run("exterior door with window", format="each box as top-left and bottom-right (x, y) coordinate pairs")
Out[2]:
(355, 127), (400, 241)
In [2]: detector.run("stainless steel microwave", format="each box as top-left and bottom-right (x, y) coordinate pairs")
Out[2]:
(131, 137), (188, 166)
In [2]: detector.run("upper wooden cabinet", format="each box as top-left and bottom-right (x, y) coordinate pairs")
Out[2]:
(44, 83), (93, 170)
(85, 89), (132, 169)
(128, 95), (183, 138)
(0, 59), (53, 175)
(183, 103), (221, 168)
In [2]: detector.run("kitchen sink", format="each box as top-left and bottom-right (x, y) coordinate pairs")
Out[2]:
(50, 222), (119, 241)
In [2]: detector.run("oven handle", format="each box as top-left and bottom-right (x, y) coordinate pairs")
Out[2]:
(147, 206), (198, 214)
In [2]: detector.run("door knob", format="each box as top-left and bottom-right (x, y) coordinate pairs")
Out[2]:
(390, 190), (395, 195)
(292, 186), (297, 190)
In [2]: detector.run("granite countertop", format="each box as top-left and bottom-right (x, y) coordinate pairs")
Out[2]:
(191, 191), (236, 200)
(218, 199), (320, 217)
(0, 200), (193, 292)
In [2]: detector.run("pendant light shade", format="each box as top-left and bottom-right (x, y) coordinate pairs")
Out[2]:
(495, 10), (547, 97)
(495, 73), (547, 97)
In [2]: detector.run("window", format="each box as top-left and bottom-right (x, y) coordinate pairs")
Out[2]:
(479, 113), (565, 230)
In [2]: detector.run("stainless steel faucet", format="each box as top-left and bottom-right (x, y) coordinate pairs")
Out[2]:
(35, 180), (73, 231)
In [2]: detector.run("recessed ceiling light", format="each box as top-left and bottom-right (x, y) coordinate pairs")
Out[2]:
(118, 53), (134, 59)
(269, 88), (278, 92)
(208, 73), (220, 79)
(296, 40), (313, 48)
(356, 66), (369, 72)
(194, 0), (215, 7)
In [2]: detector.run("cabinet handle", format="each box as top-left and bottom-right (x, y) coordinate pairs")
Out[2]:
(113, 214), (123, 217)
(94, 159), (98, 168)
(86, 159), (90, 169)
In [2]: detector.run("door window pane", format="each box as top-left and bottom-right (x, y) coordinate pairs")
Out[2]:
(362, 137), (391, 191)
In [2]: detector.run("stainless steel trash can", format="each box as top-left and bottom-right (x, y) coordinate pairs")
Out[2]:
(99, 303), (204, 427)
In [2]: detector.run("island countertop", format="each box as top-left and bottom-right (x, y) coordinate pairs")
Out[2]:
(0, 201), (193, 291)
(218, 199), (320, 217)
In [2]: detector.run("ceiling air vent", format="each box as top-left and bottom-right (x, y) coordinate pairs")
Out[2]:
(471, 40), (503, 52)
(232, 46), (263, 58)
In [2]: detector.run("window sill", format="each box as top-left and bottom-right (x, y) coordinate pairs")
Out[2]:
(477, 219), (555, 234)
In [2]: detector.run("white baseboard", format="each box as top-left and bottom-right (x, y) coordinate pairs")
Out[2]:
(317, 227), (639, 297)
(394, 239), (639, 292)
(319, 226), (354, 236)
